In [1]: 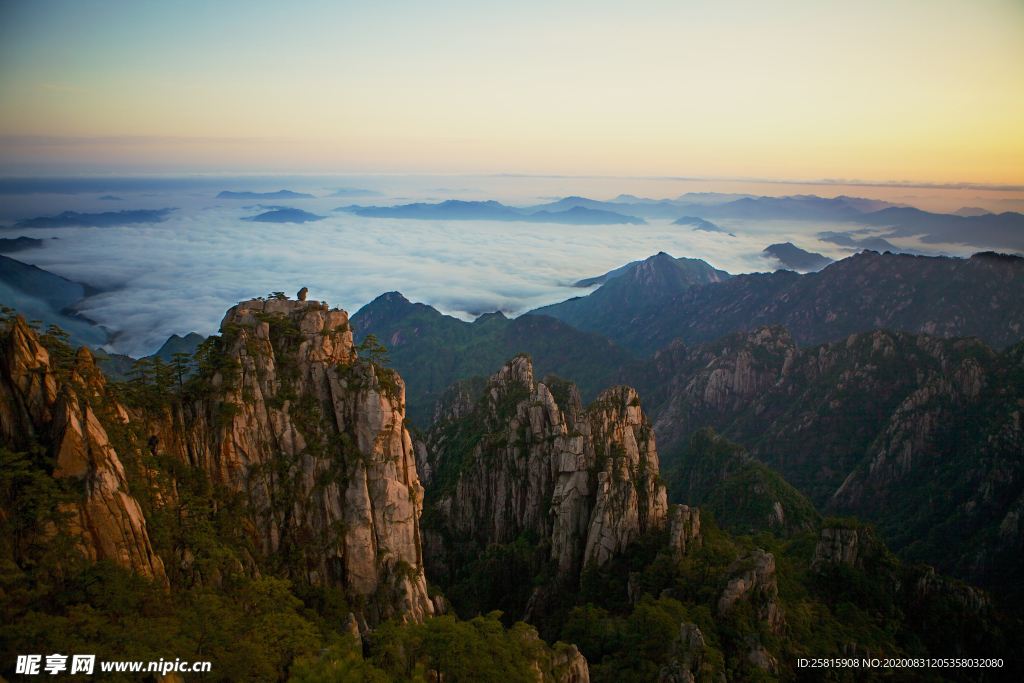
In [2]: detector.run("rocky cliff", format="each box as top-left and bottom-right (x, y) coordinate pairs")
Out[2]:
(1, 298), (436, 626)
(153, 298), (435, 624)
(811, 525), (878, 571)
(420, 355), (668, 588)
(0, 316), (166, 582)
(717, 549), (786, 635)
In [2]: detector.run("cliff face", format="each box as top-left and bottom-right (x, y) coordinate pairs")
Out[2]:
(1, 299), (436, 626)
(0, 316), (166, 582)
(147, 298), (433, 624)
(420, 355), (667, 585)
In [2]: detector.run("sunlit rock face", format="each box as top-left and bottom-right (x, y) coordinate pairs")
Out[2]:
(1, 299), (436, 626)
(148, 298), (434, 625)
(420, 354), (668, 585)
(0, 317), (167, 583)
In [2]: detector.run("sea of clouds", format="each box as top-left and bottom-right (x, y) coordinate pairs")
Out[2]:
(0, 179), (982, 357)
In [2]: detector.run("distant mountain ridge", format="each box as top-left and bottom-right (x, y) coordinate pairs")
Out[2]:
(530, 252), (733, 354)
(0, 254), (107, 347)
(0, 237), (44, 254)
(337, 199), (647, 225)
(216, 190), (315, 199)
(537, 250), (1024, 356)
(243, 208), (325, 223)
(762, 242), (833, 271)
(330, 194), (1023, 250)
(14, 208), (174, 229)
(95, 331), (206, 382)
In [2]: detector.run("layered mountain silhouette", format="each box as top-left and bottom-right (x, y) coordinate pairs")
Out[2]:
(762, 242), (833, 271)
(536, 250), (1024, 355)
(216, 190), (315, 199)
(531, 252), (732, 354)
(0, 237), (43, 254)
(13, 208), (174, 229)
(243, 208), (325, 223)
(337, 199), (646, 225)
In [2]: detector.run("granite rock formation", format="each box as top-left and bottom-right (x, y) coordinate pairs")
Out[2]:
(0, 316), (167, 582)
(811, 526), (877, 571)
(717, 549), (785, 634)
(658, 623), (716, 683)
(146, 297), (434, 624)
(1, 298), (437, 626)
(551, 643), (591, 683)
(667, 505), (701, 558)
(420, 355), (668, 585)
(642, 323), (1024, 604)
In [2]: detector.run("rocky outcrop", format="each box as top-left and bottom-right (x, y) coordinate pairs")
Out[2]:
(667, 505), (701, 557)
(421, 355), (668, 585)
(0, 316), (167, 582)
(650, 325), (798, 450)
(640, 323), (1024, 600)
(905, 565), (991, 613)
(811, 526), (876, 571)
(145, 297), (434, 625)
(831, 338), (992, 509)
(717, 550), (785, 634)
(743, 636), (777, 673)
(658, 623), (705, 683)
(2, 297), (439, 626)
(431, 375), (487, 425)
(551, 643), (590, 683)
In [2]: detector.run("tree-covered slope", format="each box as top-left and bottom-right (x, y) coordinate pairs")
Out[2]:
(665, 428), (821, 536)
(640, 323), (1024, 614)
(350, 292), (640, 428)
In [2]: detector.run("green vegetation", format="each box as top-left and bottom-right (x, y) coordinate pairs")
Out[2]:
(664, 428), (822, 536)
(644, 326), (1024, 617)
(4, 306), (1023, 682)
(425, 504), (1021, 683)
(349, 292), (639, 428)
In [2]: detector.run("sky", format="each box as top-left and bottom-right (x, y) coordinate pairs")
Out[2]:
(1, 0), (1023, 186)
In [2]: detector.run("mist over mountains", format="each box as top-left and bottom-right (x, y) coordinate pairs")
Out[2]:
(2, 181), (1020, 358)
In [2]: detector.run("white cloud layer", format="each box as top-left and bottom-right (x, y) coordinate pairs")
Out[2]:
(3, 192), (976, 357)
